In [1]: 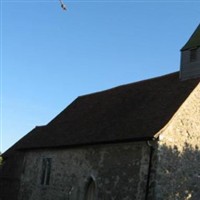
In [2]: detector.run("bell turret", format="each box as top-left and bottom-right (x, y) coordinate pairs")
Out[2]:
(180, 24), (200, 80)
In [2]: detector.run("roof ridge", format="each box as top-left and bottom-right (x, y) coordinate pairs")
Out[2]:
(79, 72), (179, 98)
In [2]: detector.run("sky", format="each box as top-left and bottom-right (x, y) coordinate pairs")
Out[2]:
(0, 0), (200, 153)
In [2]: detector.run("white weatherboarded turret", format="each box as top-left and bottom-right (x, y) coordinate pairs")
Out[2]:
(180, 24), (200, 80)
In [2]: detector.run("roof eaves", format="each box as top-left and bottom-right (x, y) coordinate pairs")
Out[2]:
(15, 136), (155, 152)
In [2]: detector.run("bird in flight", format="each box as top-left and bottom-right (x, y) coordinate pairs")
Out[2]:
(59, 0), (67, 11)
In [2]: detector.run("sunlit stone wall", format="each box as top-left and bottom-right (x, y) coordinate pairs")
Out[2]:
(151, 83), (200, 200)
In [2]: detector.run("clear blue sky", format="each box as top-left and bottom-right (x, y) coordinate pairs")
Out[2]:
(0, 0), (200, 153)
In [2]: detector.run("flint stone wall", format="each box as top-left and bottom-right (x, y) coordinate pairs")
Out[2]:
(151, 83), (200, 200)
(19, 142), (151, 200)
(0, 152), (25, 200)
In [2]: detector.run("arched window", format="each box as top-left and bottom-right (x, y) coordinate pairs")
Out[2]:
(85, 178), (96, 200)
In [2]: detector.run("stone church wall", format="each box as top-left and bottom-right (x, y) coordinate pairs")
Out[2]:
(18, 142), (151, 200)
(152, 83), (200, 200)
(0, 152), (25, 200)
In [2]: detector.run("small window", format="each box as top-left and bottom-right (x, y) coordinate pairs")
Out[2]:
(41, 158), (52, 185)
(190, 48), (197, 62)
(85, 178), (96, 200)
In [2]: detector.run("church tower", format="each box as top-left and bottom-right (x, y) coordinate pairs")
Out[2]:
(180, 24), (200, 80)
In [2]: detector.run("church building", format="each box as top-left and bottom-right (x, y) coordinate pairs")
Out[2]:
(0, 24), (200, 200)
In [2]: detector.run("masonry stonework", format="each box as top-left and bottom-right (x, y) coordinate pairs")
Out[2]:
(152, 83), (200, 200)
(0, 152), (25, 200)
(19, 142), (151, 200)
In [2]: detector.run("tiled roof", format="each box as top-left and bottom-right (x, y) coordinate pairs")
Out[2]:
(3, 72), (200, 158)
